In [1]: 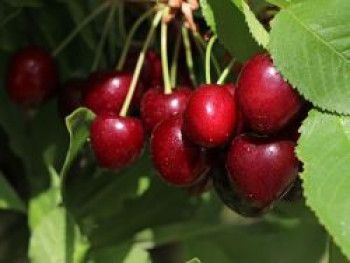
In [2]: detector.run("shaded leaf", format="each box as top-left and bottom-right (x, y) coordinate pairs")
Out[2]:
(0, 173), (25, 213)
(200, 0), (261, 61)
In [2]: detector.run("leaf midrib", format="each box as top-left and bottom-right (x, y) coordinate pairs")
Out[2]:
(286, 8), (350, 65)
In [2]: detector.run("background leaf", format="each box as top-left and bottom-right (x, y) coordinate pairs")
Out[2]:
(0, 173), (25, 212)
(269, 0), (350, 114)
(241, 0), (269, 48)
(200, 0), (261, 61)
(298, 110), (350, 260)
(29, 207), (89, 263)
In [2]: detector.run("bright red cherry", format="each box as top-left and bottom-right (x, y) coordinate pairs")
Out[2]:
(237, 53), (304, 134)
(227, 134), (299, 209)
(90, 115), (145, 170)
(140, 86), (192, 133)
(58, 79), (86, 116)
(6, 46), (59, 107)
(151, 115), (209, 187)
(125, 49), (162, 88)
(82, 71), (144, 115)
(183, 84), (237, 148)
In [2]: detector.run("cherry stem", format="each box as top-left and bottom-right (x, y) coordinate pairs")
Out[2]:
(119, 9), (164, 117)
(193, 32), (221, 78)
(161, 9), (172, 94)
(182, 26), (198, 87)
(0, 8), (22, 28)
(116, 6), (156, 70)
(91, 2), (118, 71)
(52, 3), (109, 57)
(205, 35), (218, 85)
(217, 58), (235, 85)
(170, 28), (182, 88)
(118, 2), (127, 41)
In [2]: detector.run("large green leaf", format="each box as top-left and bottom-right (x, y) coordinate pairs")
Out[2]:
(29, 207), (89, 263)
(297, 110), (350, 260)
(269, 0), (350, 114)
(200, 0), (261, 61)
(0, 174), (25, 213)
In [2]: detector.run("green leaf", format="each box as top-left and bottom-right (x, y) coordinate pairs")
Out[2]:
(29, 207), (89, 263)
(241, 1), (269, 48)
(180, 208), (326, 263)
(0, 174), (25, 213)
(60, 107), (95, 180)
(297, 110), (350, 260)
(269, 0), (350, 114)
(200, 0), (261, 61)
(89, 242), (151, 263)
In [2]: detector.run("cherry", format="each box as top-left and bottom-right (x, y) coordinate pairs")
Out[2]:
(183, 84), (237, 148)
(82, 71), (144, 115)
(90, 114), (145, 170)
(140, 86), (192, 133)
(151, 115), (209, 187)
(237, 53), (303, 135)
(226, 134), (299, 212)
(6, 46), (59, 107)
(125, 49), (162, 88)
(58, 79), (86, 116)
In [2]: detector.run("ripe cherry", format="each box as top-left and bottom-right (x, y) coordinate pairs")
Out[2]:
(226, 134), (299, 212)
(90, 114), (145, 170)
(6, 46), (59, 107)
(140, 86), (192, 133)
(183, 84), (237, 148)
(125, 49), (162, 88)
(237, 53), (304, 134)
(151, 115), (209, 187)
(58, 79), (86, 116)
(82, 71), (144, 115)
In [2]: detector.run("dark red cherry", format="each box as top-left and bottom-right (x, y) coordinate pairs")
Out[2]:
(140, 86), (192, 133)
(151, 115), (209, 187)
(227, 134), (299, 209)
(125, 49), (162, 88)
(82, 71), (144, 115)
(90, 115), (145, 170)
(58, 79), (86, 116)
(6, 46), (59, 107)
(237, 53), (304, 134)
(183, 84), (237, 148)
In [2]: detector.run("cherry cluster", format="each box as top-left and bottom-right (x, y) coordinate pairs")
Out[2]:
(6, 44), (307, 217)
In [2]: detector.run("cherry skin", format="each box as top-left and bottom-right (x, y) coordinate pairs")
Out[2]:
(151, 115), (209, 187)
(140, 86), (192, 133)
(237, 53), (304, 135)
(183, 84), (237, 148)
(90, 114), (145, 170)
(6, 46), (59, 107)
(125, 49), (162, 88)
(58, 79), (86, 117)
(82, 71), (144, 115)
(226, 134), (299, 210)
